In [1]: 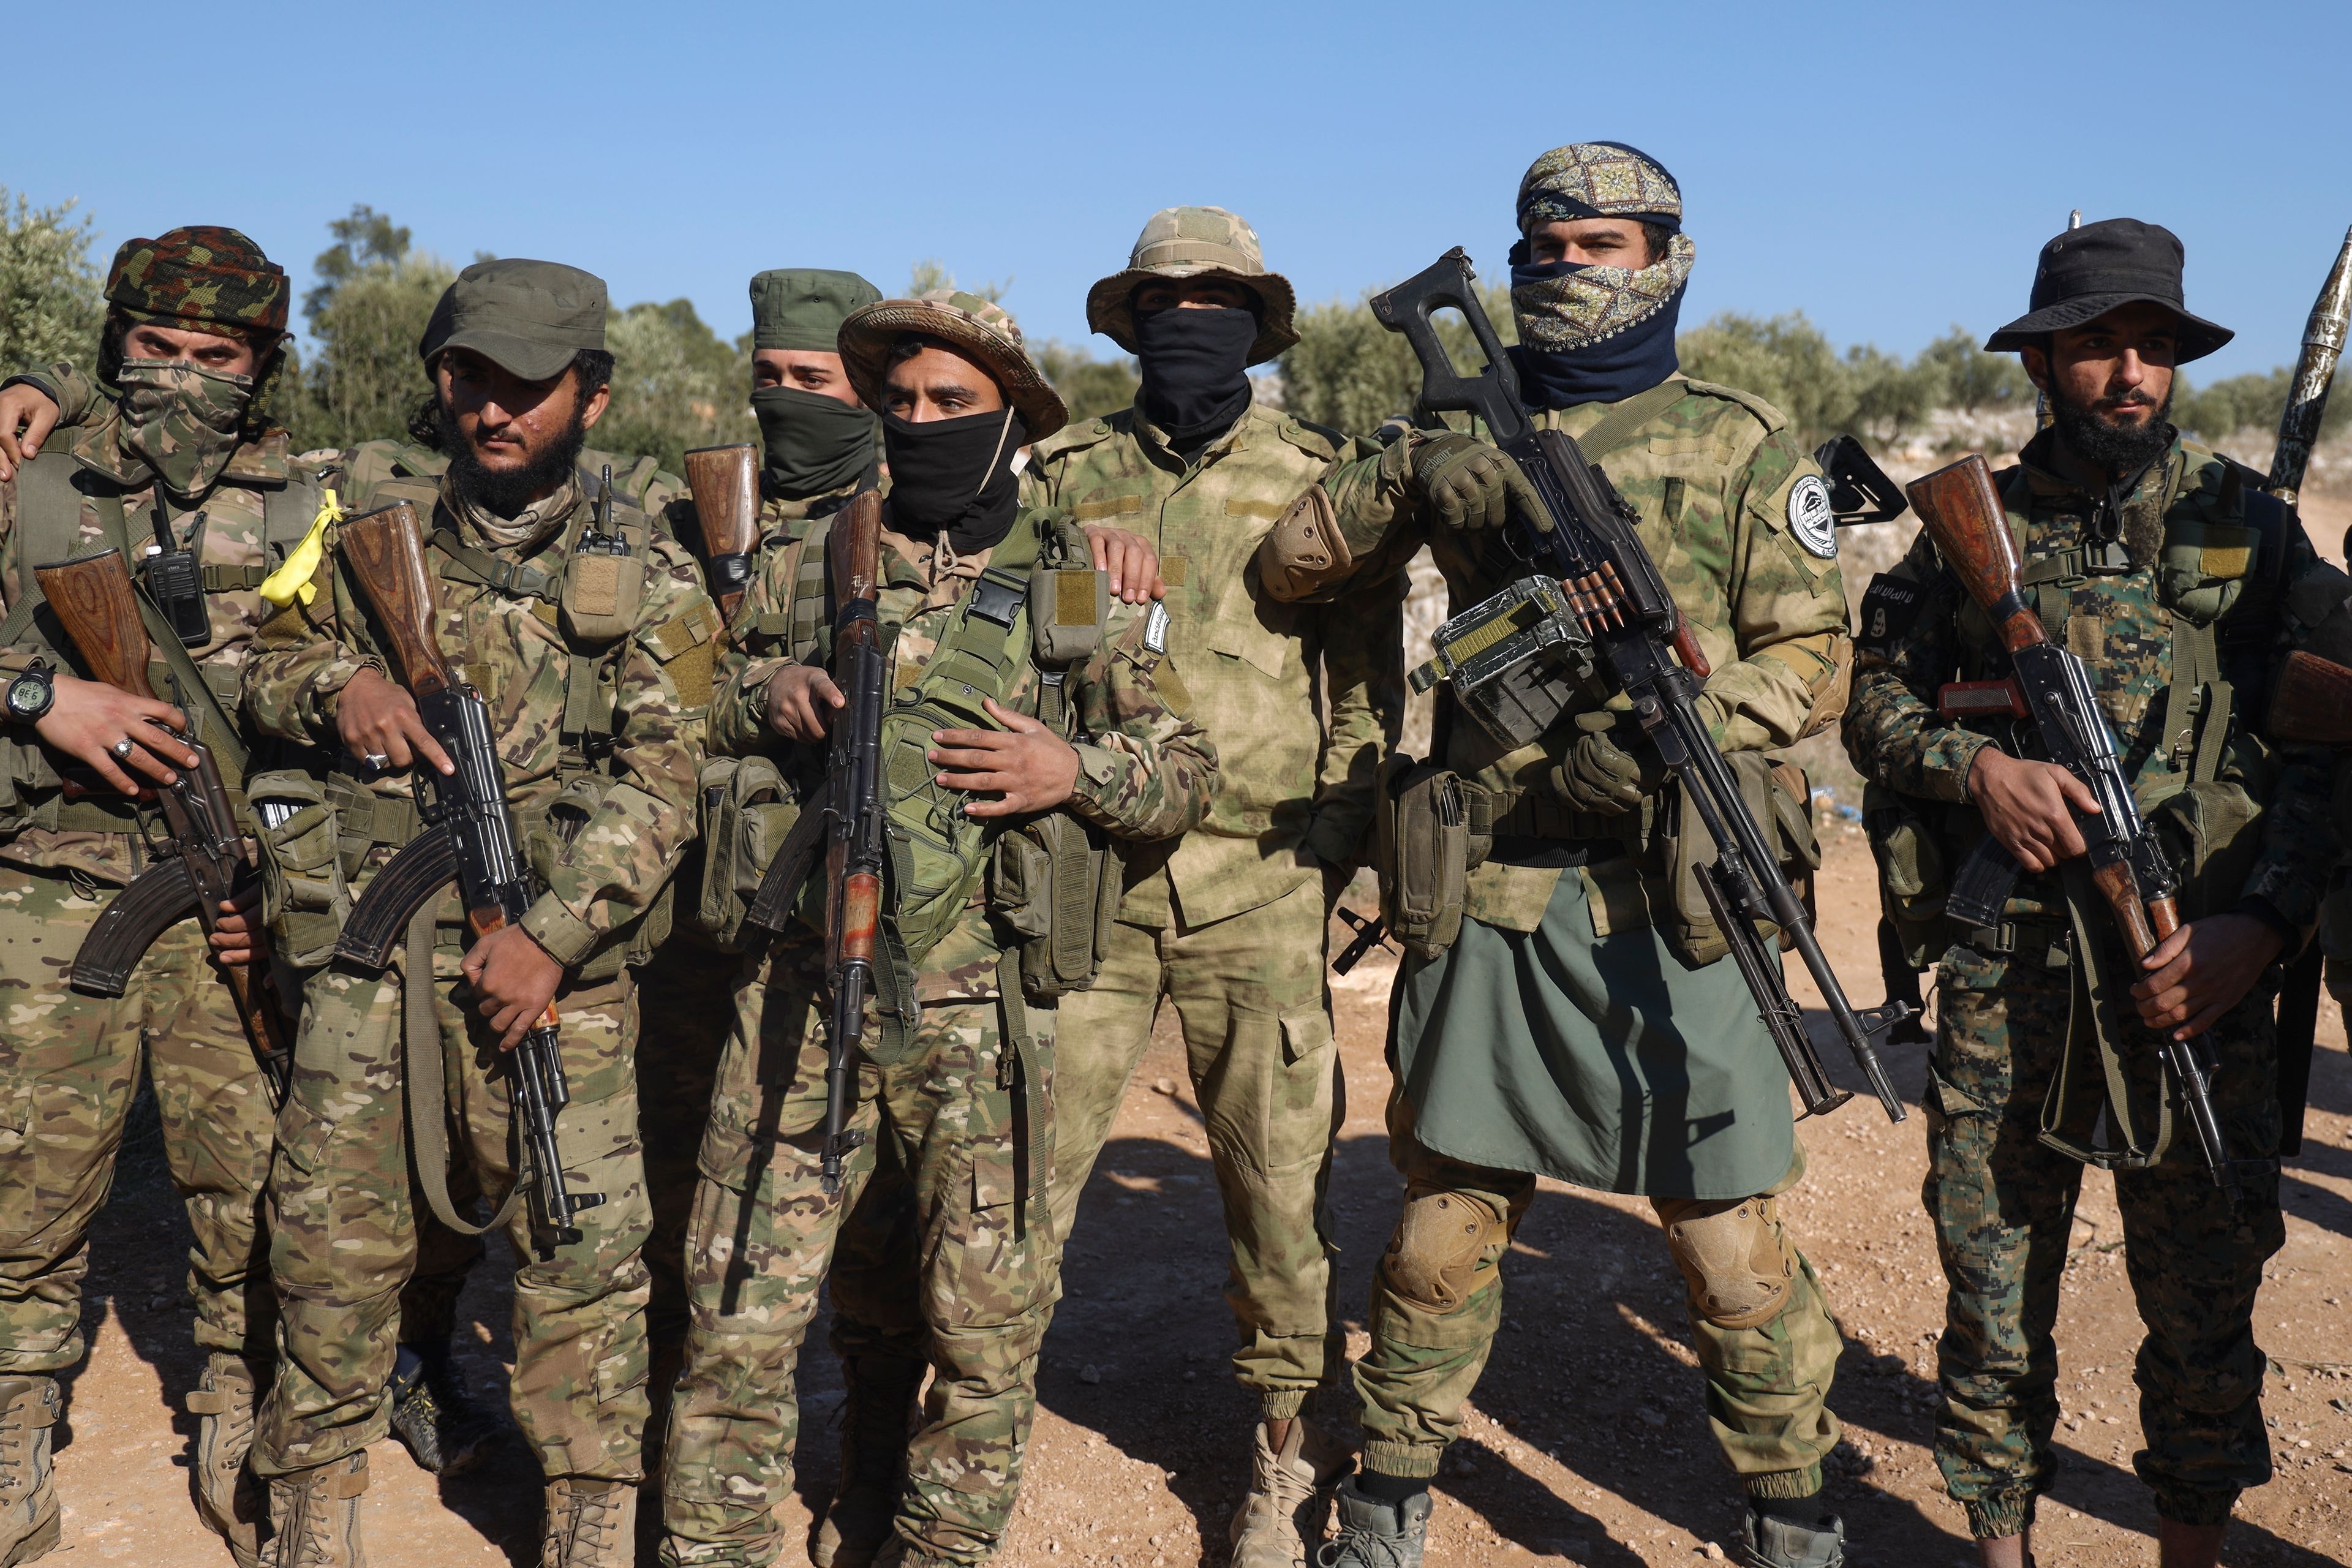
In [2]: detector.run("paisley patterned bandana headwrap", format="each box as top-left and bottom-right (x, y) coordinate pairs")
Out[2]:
(1508, 142), (1695, 405)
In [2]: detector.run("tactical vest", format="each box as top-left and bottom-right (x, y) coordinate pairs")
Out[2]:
(0, 434), (326, 838)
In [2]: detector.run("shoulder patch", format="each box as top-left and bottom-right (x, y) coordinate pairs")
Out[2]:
(1855, 572), (1928, 654)
(1787, 473), (1838, 559)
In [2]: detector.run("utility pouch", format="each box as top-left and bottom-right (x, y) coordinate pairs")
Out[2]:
(989, 810), (1117, 999)
(695, 755), (801, 949)
(249, 768), (353, 969)
(1660, 753), (1818, 967)
(2158, 514), (2257, 625)
(1030, 565), (1107, 668)
(2147, 775), (2267, 924)
(1376, 755), (1472, 958)
(560, 522), (647, 645)
(880, 696), (1006, 968)
(1862, 783), (1948, 967)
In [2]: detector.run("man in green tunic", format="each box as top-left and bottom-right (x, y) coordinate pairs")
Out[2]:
(1265, 143), (1860, 1568)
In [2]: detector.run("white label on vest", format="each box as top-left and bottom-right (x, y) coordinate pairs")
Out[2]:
(1788, 474), (1837, 559)
(1144, 601), (1170, 654)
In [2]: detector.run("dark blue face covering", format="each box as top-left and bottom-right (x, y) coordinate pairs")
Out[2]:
(1507, 258), (1687, 410)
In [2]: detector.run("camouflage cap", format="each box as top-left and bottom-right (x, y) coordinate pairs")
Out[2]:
(750, 268), (882, 352)
(1085, 207), (1298, 367)
(104, 226), (289, 341)
(418, 258), (608, 381)
(839, 290), (1068, 440)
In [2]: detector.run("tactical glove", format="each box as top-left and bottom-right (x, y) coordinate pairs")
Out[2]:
(1409, 433), (1548, 532)
(1551, 711), (1662, 816)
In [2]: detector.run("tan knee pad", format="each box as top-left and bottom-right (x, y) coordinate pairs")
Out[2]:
(1379, 1186), (1505, 1314)
(1253, 484), (1353, 603)
(1652, 1193), (1800, 1331)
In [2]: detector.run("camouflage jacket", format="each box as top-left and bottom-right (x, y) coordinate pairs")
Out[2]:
(1021, 398), (1408, 926)
(0, 395), (331, 883)
(244, 474), (718, 967)
(1322, 376), (1853, 930)
(1842, 429), (2337, 935)
(713, 503), (1218, 998)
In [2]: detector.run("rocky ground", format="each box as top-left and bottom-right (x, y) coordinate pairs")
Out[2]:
(38, 823), (2352, 1567)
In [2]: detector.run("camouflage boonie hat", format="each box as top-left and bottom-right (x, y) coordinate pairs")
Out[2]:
(750, 268), (882, 352)
(104, 226), (290, 341)
(839, 290), (1068, 440)
(418, 258), (608, 381)
(1085, 206), (1298, 367)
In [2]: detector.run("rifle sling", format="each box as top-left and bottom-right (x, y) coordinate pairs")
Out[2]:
(1566, 379), (1689, 463)
(402, 903), (521, 1240)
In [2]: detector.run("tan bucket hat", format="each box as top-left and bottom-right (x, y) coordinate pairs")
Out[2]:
(838, 289), (1068, 440)
(1084, 206), (1298, 367)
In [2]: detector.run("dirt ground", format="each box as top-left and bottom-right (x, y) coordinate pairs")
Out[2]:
(37, 823), (2351, 1568)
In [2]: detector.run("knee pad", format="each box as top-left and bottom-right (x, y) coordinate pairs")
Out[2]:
(1653, 1193), (1800, 1331)
(1379, 1186), (1504, 1314)
(1253, 484), (1354, 603)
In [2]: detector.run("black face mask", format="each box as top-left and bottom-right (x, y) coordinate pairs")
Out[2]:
(882, 406), (1028, 554)
(1135, 305), (1256, 447)
(752, 385), (876, 501)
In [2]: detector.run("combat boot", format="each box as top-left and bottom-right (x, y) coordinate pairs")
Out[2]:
(811, 1355), (924, 1568)
(540, 1478), (635, 1567)
(386, 1344), (503, 1475)
(265, 1450), (368, 1568)
(1229, 1419), (1351, 1568)
(1737, 1502), (1845, 1568)
(0, 1376), (61, 1566)
(186, 1354), (266, 1567)
(1316, 1475), (1429, 1568)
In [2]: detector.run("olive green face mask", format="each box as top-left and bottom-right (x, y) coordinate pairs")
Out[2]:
(116, 360), (253, 497)
(752, 385), (876, 501)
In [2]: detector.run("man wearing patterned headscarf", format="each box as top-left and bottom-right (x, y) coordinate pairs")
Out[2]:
(1267, 145), (1864, 1568)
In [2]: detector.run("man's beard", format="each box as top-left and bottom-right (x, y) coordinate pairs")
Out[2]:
(2048, 378), (2175, 479)
(439, 396), (591, 518)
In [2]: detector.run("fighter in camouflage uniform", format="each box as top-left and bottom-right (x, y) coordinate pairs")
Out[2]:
(1843, 219), (2338, 1568)
(658, 292), (1216, 1568)
(0, 228), (320, 1568)
(1017, 207), (1410, 1568)
(1264, 146), (1861, 1568)
(242, 260), (717, 1567)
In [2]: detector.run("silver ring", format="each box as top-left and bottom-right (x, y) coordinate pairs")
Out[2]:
(363, 753), (391, 771)
(110, 737), (135, 760)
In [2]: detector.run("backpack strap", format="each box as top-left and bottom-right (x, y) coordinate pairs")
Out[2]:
(1571, 379), (1689, 463)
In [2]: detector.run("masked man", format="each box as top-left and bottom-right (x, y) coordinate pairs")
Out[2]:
(242, 259), (717, 1567)
(1259, 145), (1862, 1568)
(1844, 219), (2337, 1568)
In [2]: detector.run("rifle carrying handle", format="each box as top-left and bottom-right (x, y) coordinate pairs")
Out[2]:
(1907, 456), (2046, 655)
(33, 549), (159, 701)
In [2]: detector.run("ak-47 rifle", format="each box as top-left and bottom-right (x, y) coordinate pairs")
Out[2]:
(45, 548), (292, 1103)
(683, 443), (761, 620)
(1912, 456), (2246, 1196)
(1372, 248), (1910, 1123)
(737, 489), (888, 1192)
(326, 501), (600, 1246)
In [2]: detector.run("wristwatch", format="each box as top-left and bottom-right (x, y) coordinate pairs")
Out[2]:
(4, 660), (55, 726)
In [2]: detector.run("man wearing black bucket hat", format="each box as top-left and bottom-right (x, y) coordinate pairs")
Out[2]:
(1844, 219), (2339, 1567)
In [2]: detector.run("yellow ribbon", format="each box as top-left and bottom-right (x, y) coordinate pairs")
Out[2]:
(258, 488), (344, 608)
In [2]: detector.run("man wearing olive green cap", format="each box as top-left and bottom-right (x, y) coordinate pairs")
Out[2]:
(243, 257), (718, 1567)
(1022, 208), (1419, 1568)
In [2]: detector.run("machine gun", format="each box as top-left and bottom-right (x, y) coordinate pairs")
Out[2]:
(47, 548), (292, 1103)
(683, 443), (762, 620)
(1372, 247), (1910, 1123)
(327, 501), (601, 1246)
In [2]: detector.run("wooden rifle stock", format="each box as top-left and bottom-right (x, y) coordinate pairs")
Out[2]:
(1907, 456), (2045, 654)
(825, 489), (884, 967)
(2269, 649), (2352, 744)
(683, 443), (761, 618)
(337, 503), (454, 697)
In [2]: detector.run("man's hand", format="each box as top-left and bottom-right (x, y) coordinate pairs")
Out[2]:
(334, 668), (453, 775)
(1411, 433), (1547, 532)
(0, 381), (60, 483)
(208, 885), (266, 968)
(2130, 911), (2285, 1039)
(461, 923), (565, 1052)
(766, 664), (845, 742)
(1080, 524), (1166, 605)
(33, 674), (197, 793)
(929, 698), (1079, 818)
(1555, 715), (1660, 816)
(1965, 747), (2100, 873)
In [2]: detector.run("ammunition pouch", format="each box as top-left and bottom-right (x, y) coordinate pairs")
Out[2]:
(1862, 783), (1948, 968)
(694, 755), (801, 951)
(989, 810), (1118, 999)
(250, 769), (356, 970)
(1658, 753), (1818, 967)
(1375, 756), (1487, 958)
(1029, 562), (1107, 668)
(559, 521), (649, 645)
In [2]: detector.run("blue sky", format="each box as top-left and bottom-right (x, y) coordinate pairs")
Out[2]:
(13, 0), (2347, 385)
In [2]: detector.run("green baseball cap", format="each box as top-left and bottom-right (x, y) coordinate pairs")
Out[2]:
(750, 268), (882, 352)
(418, 258), (608, 382)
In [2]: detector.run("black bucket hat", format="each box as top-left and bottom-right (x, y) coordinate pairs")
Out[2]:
(1985, 217), (2232, 363)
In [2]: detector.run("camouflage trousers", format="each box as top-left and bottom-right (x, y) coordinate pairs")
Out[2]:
(662, 943), (1052, 1568)
(1924, 943), (2284, 1537)
(0, 862), (277, 1371)
(254, 936), (654, 1481)
(1047, 878), (1343, 1416)
(1354, 1101), (1843, 1498)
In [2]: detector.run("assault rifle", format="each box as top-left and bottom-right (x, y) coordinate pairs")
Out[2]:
(326, 501), (600, 1246)
(1911, 456), (2244, 1197)
(1373, 248), (1910, 1123)
(683, 443), (761, 620)
(47, 548), (292, 1103)
(739, 489), (889, 1192)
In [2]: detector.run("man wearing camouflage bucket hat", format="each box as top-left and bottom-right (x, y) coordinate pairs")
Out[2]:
(0, 225), (331, 1567)
(1253, 145), (1865, 1568)
(1023, 206), (1417, 1568)
(658, 289), (1216, 1568)
(239, 257), (719, 1566)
